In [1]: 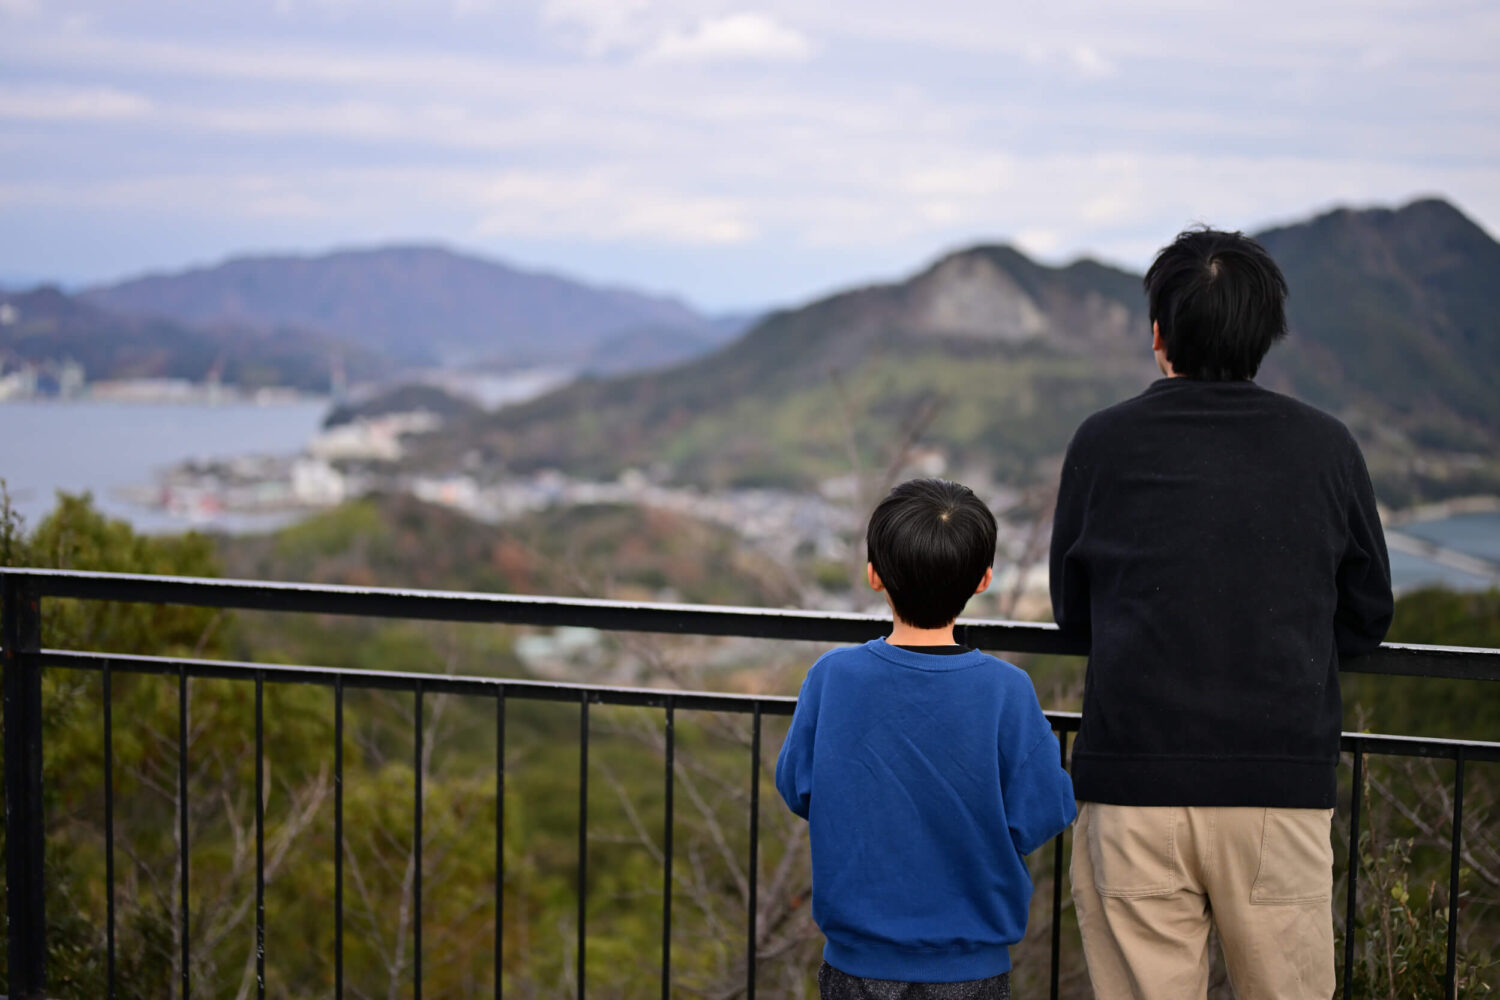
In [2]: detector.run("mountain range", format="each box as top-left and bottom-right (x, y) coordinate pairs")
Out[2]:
(418, 197), (1500, 505)
(3, 245), (749, 390)
(7, 196), (1497, 505)
(81, 245), (737, 370)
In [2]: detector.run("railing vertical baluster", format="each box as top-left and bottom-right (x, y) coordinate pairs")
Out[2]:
(3, 578), (45, 999)
(578, 693), (589, 1000)
(255, 671), (266, 999)
(1050, 729), (1069, 1000)
(104, 662), (117, 999)
(1445, 749), (1465, 1000)
(334, 676), (344, 1000)
(179, 663), (191, 999)
(747, 704), (761, 1000)
(496, 686), (506, 1000)
(414, 681), (424, 1000)
(661, 699), (675, 1000)
(1343, 743), (1363, 1000)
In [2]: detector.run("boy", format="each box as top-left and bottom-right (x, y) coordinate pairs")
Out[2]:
(776, 478), (1076, 999)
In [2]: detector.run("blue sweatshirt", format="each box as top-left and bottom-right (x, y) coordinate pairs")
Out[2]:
(775, 639), (1075, 982)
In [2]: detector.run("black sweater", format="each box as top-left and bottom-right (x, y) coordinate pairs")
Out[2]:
(1050, 378), (1393, 807)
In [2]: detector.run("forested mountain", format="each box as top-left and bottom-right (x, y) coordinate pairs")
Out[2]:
(423, 198), (1500, 502)
(83, 245), (730, 369)
(1257, 198), (1500, 449)
(0, 285), (387, 391)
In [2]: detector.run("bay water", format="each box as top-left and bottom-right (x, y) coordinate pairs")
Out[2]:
(0, 399), (328, 534)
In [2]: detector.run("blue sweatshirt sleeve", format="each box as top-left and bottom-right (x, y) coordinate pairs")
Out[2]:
(775, 666), (821, 819)
(1001, 683), (1077, 857)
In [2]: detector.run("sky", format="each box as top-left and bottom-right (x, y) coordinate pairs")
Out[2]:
(2, 0), (1497, 312)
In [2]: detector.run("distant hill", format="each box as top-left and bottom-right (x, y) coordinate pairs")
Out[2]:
(83, 245), (733, 370)
(0, 286), (388, 391)
(418, 198), (1500, 503)
(322, 382), (481, 429)
(579, 324), (723, 376)
(219, 492), (799, 607)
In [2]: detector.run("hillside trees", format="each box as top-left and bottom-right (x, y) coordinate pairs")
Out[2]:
(1, 492), (828, 997)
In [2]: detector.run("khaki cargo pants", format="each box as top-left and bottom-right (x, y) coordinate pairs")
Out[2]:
(1072, 802), (1336, 1000)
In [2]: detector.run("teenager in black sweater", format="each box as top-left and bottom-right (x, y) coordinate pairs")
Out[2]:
(1050, 229), (1392, 999)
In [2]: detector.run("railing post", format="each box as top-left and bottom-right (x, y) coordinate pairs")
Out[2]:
(3, 576), (46, 998)
(1445, 749), (1465, 1000)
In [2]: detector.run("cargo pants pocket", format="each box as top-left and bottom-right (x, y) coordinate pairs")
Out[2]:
(1250, 807), (1334, 904)
(1086, 804), (1181, 898)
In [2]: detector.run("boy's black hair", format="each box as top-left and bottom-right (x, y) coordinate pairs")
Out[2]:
(866, 478), (997, 630)
(1144, 228), (1289, 381)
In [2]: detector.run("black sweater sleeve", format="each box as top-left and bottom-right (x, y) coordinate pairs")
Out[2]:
(1049, 430), (1091, 637)
(1335, 444), (1394, 658)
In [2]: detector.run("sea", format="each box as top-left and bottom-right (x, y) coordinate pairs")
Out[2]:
(0, 398), (329, 535)
(0, 398), (1497, 593)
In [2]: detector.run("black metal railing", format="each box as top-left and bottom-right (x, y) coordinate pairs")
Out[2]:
(2, 568), (1499, 1000)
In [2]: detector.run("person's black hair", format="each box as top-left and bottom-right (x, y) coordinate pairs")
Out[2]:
(1144, 228), (1289, 380)
(866, 478), (997, 630)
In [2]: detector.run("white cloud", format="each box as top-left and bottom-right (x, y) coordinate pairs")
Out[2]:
(1079, 191), (1135, 225)
(1021, 40), (1116, 79)
(0, 172), (325, 217)
(472, 169), (756, 244)
(189, 100), (406, 140)
(1066, 44), (1115, 79)
(643, 12), (812, 63)
(542, 0), (656, 56)
(1015, 228), (1063, 257)
(2, 31), (552, 93)
(0, 86), (151, 120)
(900, 159), (1016, 199)
(0, 163), (757, 245)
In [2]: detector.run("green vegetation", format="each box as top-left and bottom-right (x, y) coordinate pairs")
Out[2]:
(1343, 829), (1495, 998)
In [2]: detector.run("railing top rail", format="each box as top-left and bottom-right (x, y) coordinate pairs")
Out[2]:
(31, 648), (1500, 761)
(39, 647), (807, 715)
(3, 567), (1499, 681)
(0, 567), (1073, 650)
